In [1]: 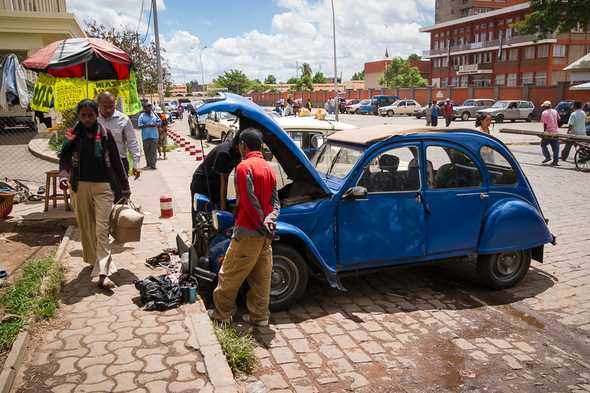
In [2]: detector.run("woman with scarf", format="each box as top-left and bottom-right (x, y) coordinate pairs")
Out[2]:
(59, 99), (130, 288)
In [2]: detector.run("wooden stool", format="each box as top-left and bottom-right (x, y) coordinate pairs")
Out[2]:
(44, 170), (71, 212)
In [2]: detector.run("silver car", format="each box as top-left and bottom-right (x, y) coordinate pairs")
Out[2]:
(453, 99), (495, 121)
(477, 100), (535, 123)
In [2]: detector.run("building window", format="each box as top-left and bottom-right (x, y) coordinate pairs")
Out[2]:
(553, 44), (566, 57)
(537, 45), (549, 58)
(509, 49), (518, 61)
(451, 77), (458, 86)
(480, 32), (487, 42)
(460, 76), (469, 87)
(483, 52), (492, 63)
(441, 78), (448, 88)
(525, 47), (535, 59)
(522, 72), (534, 85)
(536, 72), (547, 86)
(507, 73), (517, 87)
(495, 74), (506, 86)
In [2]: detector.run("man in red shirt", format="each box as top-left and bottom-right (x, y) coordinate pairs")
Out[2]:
(443, 98), (454, 127)
(209, 128), (280, 326)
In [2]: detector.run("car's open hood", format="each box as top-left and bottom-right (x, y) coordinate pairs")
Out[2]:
(197, 93), (331, 195)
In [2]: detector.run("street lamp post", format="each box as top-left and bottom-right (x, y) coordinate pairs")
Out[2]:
(199, 45), (207, 87)
(331, 0), (339, 121)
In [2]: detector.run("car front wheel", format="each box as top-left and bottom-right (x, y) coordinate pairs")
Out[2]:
(387, 110), (394, 117)
(495, 114), (504, 123)
(477, 250), (531, 289)
(461, 112), (470, 121)
(270, 244), (309, 311)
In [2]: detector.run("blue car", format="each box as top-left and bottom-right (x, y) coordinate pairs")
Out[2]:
(190, 94), (554, 311)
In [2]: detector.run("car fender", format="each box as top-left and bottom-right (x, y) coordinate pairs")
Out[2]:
(275, 221), (344, 291)
(479, 198), (553, 255)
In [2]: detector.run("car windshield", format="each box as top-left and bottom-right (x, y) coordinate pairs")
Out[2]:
(313, 142), (363, 179)
(360, 99), (371, 105)
(491, 101), (509, 108)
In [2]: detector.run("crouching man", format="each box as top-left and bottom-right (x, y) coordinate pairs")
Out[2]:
(208, 128), (280, 326)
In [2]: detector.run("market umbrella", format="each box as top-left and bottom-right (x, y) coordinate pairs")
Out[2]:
(22, 38), (132, 81)
(570, 82), (590, 90)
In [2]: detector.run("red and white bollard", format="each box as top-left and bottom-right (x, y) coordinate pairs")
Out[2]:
(160, 195), (174, 218)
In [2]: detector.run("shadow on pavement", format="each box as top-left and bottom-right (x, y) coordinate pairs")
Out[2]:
(60, 266), (139, 304)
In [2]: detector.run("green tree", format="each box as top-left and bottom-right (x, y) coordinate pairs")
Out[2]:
(300, 63), (313, 78)
(84, 19), (172, 96)
(286, 77), (299, 85)
(381, 57), (427, 88)
(249, 79), (268, 93)
(351, 70), (365, 80)
(408, 53), (421, 63)
(312, 71), (328, 84)
(213, 69), (252, 95)
(515, 0), (589, 35)
(264, 74), (277, 84)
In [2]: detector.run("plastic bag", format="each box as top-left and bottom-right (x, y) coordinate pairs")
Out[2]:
(134, 275), (181, 311)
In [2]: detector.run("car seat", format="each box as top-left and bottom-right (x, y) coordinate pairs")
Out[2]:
(372, 154), (400, 191)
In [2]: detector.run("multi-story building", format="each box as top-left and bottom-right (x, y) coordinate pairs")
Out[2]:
(435, 0), (526, 23)
(421, 2), (590, 88)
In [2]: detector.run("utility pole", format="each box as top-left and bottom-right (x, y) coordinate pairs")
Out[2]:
(199, 45), (207, 86)
(331, 0), (339, 121)
(151, 0), (164, 108)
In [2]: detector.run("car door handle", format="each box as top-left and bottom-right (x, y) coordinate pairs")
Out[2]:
(456, 192), (489, 200)
(480, 192), (489, 200)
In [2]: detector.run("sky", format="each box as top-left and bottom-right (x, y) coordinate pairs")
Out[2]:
(67, 0), (435, 84)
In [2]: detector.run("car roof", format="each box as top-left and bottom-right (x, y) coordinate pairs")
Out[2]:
(327, 125), (484, 146)
(275, 116), (356, 131)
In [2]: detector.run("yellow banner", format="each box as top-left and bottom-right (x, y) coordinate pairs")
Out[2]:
(31, 70), (141, 115)
(30, 73), (56, 112)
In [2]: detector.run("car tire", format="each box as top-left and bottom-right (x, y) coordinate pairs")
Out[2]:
(527, 114), (534, 122)
(477, 250), (531, 289)
(355, 109), (360, 115)
(270, 244), (309, 311)
(461, 112), (470, 121)
(206, 130), (212, 142)
(495, 114), (504, 123)
(387, 110), (394, 117)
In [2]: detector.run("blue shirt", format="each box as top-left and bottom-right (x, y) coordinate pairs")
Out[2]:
(431, 105), (440, 117)
(138, 112), (161, 141)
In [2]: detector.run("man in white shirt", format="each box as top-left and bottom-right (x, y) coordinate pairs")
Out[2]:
(561, 101), (587, 161)
(97, 92), (141, 179)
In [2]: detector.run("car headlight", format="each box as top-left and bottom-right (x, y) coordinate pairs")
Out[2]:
(211, 210), (219, 231)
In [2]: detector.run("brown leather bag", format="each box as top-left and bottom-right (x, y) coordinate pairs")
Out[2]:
(109, 199), (144, 243)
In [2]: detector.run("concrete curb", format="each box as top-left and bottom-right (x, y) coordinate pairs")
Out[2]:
(0, 225), (73, 393)
(185, 304), (238, 393)
(28, 137), (59, 164)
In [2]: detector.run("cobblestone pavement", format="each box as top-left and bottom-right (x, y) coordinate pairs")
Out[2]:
(13, 225), (211, 393)
(0, 129), (55, 184)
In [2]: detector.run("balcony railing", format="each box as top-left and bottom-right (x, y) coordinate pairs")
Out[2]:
(0, 0), (66, 13)
(423, 33), (556, 57)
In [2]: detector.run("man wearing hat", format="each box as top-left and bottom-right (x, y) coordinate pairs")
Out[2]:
(209, 127), (280, 326)
(137, 102), (161, 170)
(540, 100), (560, 166)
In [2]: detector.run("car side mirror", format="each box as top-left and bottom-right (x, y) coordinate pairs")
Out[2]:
(342, 186), (368, 200)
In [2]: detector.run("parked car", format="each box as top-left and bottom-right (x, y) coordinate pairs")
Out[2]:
(414, 101), (445, 119)
(477, 100), (535, 123)
(347, 99), (371, 114)
(378, 99), (421, 117)
(342, 99), (360, 113)
(187, 93), (554, 310)
(370, 95), (399, 115)
(453, 99), (496, 121)
(164, 101), (179, 119)
(204, 111), (238, 141)
(555, 101), (574, 127)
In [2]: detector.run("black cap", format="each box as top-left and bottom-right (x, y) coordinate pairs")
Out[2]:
(238, 128), (263, 151)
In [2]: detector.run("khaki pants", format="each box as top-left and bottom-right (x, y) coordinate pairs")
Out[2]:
(213, 236), (272, 322)
(71, 181), (118, 278)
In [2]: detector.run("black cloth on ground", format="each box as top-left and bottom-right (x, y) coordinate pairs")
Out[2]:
(134, 275), (181, 311)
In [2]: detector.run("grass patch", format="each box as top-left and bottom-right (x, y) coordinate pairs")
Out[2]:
(164, 143), (177, 152)
(213, 322), (257, 376)
(0, 256), (63, 352)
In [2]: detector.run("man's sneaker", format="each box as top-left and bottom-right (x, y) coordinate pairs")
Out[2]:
(207, 309), (231, 323)
(542, 158), (551, 164)
(550, 162), (559, 166)
(242, 314), (269, 327)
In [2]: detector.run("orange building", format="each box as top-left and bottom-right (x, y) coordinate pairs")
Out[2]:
(421, 2), (590, 88)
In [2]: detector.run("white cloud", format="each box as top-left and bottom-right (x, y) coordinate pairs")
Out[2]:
(68, 0), (434, 84)
(67, 0), (165, 32)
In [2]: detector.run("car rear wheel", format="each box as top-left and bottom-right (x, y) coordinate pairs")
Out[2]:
(270, 244), (309, 311)
(495, 114), (504, 123)
(477, 250), (531, 289)
(354, 109), (360, 115)
(461, 112), (470, 121)
(387, 110), (394, 117)
(206, 130), (212, 142)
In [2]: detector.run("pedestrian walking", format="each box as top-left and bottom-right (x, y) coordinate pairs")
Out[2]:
(430, 101), (440, 127)
(157, 112), (168, 160)
(443, 98), (454, 127)
(540, 100), (560, 166)
(97, 92), (141, 179)
(208, 128), (280, 326)
(425, 102), (432, 126)
(138, 103), (161, 170)
(58, 99), (130, 289)
(178, 103), (184, 120)
(561, 101), (586, 161)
